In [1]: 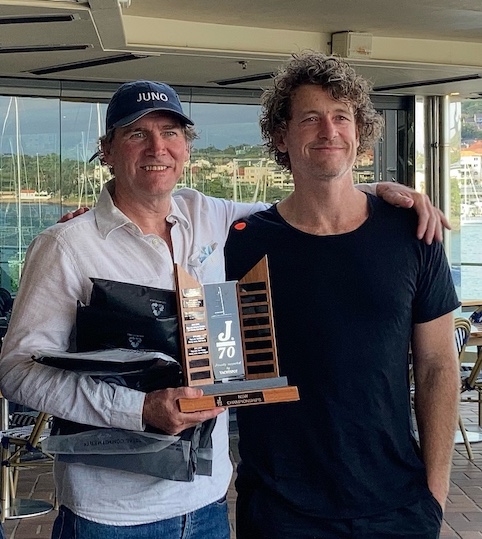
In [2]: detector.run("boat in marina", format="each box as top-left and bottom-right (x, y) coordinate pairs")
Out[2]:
(461, 213), (482, 225)
(0, 190), (52, 202)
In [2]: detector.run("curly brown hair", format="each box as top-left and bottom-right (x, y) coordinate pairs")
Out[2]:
(260, 51), (384, 171)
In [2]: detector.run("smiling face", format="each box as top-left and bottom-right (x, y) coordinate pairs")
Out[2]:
(276, 84), (360, 184)
(102, 111), (190, 200)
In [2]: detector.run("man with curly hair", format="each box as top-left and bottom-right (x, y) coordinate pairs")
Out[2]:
(0, 76), (450, 538)
(225, 52), (460, 538)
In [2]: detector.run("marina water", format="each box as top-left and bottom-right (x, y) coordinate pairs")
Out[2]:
(0, 202), (481, 300)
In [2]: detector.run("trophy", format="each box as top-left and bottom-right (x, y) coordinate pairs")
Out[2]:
(176, 256), (299, 412)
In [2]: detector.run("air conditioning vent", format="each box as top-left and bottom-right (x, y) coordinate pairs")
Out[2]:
(29, 53), (146, 75)
(0, 44), (91, 54)
(0, 14), (80, 24)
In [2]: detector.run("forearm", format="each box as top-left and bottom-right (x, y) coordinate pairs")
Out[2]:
(414, 360), (459, 507)
(0, 234), (145, 431)
(0, 352), (144, 431)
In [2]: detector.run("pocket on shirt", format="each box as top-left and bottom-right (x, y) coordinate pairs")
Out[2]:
(190, 247), (225, 283)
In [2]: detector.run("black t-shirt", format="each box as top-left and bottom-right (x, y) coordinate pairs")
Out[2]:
(225, 195), (459, 519)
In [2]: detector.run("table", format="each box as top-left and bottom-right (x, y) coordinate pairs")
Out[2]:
(462, 299), (482, 307)
(461, 299), (482, 312)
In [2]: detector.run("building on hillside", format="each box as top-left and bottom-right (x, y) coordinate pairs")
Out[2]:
(460, 150), (482, 181)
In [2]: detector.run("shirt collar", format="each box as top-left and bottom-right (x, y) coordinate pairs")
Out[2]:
(95, 179), (190, 237)
(168, 192), (190, 229)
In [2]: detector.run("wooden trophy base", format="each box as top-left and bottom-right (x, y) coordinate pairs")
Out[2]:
(178, 377), (300, 412)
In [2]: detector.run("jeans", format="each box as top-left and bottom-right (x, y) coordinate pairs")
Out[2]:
(52, 497), (230, 539)
(0, 523), (5, 539)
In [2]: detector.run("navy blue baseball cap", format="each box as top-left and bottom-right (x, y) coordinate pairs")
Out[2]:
(106, 80), (193, 131)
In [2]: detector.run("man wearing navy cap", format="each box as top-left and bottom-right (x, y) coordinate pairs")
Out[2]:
(0, 78), (449, 539)
(108, 80), (194, 127)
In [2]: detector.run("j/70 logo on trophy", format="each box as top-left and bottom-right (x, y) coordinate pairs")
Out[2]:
(204, 282), (245, 381)
(216, 320), (236, 359)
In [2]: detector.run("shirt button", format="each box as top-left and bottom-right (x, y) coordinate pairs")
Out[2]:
(152, 238), (160, 246)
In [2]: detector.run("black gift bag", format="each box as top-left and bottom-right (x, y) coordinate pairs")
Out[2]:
(45, 277), (215, 481)
(76, 278), (180, 359)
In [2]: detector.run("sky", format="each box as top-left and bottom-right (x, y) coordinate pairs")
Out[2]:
(0, 96), (264, 158)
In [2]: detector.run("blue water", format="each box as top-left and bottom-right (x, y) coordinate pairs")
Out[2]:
(0, 202), (77, 291)
(0, 203), (481, 299)
(452, 224), (482, 299)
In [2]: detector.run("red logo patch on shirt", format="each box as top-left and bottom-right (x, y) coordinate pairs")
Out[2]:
(234, 222), (247, 231)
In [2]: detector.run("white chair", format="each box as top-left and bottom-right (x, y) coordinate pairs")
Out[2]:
(461, 308), (482, 427)
(455, 317), (475, 460)
(411, 318), (474, 460)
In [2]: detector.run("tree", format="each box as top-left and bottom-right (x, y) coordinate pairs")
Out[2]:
(461, 123), (479, 141)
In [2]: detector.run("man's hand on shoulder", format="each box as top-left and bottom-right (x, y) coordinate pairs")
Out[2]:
(375, 182), (450, 245)
(57, 207), (90, 223)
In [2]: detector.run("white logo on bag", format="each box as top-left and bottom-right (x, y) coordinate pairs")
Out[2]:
(151, 302), (165, 317)
(136, 92), (169, 103)
(128, 336), (142, 348)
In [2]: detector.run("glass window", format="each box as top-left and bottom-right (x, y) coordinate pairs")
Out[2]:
(447, 96), (482, 301)
(181, 102), (292, 203)
(60, 101), (108, 207)
(0, 86), (414, 294)
(0, 96), (61, 292)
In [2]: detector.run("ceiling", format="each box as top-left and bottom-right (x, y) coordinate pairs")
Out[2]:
(2, 0), (482, 98)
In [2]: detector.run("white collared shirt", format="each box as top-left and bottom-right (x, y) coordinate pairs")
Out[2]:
(0, 180), (267, 524)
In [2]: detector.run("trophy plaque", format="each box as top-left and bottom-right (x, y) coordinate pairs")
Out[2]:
(176, 256), (299, 412)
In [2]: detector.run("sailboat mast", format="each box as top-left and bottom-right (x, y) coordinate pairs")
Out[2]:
(97, 103), (104, 194)
(14, 97), (22, 279)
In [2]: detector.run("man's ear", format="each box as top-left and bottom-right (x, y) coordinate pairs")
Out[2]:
(102, 141), (113, 166)
(275, 129), (288, 153)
